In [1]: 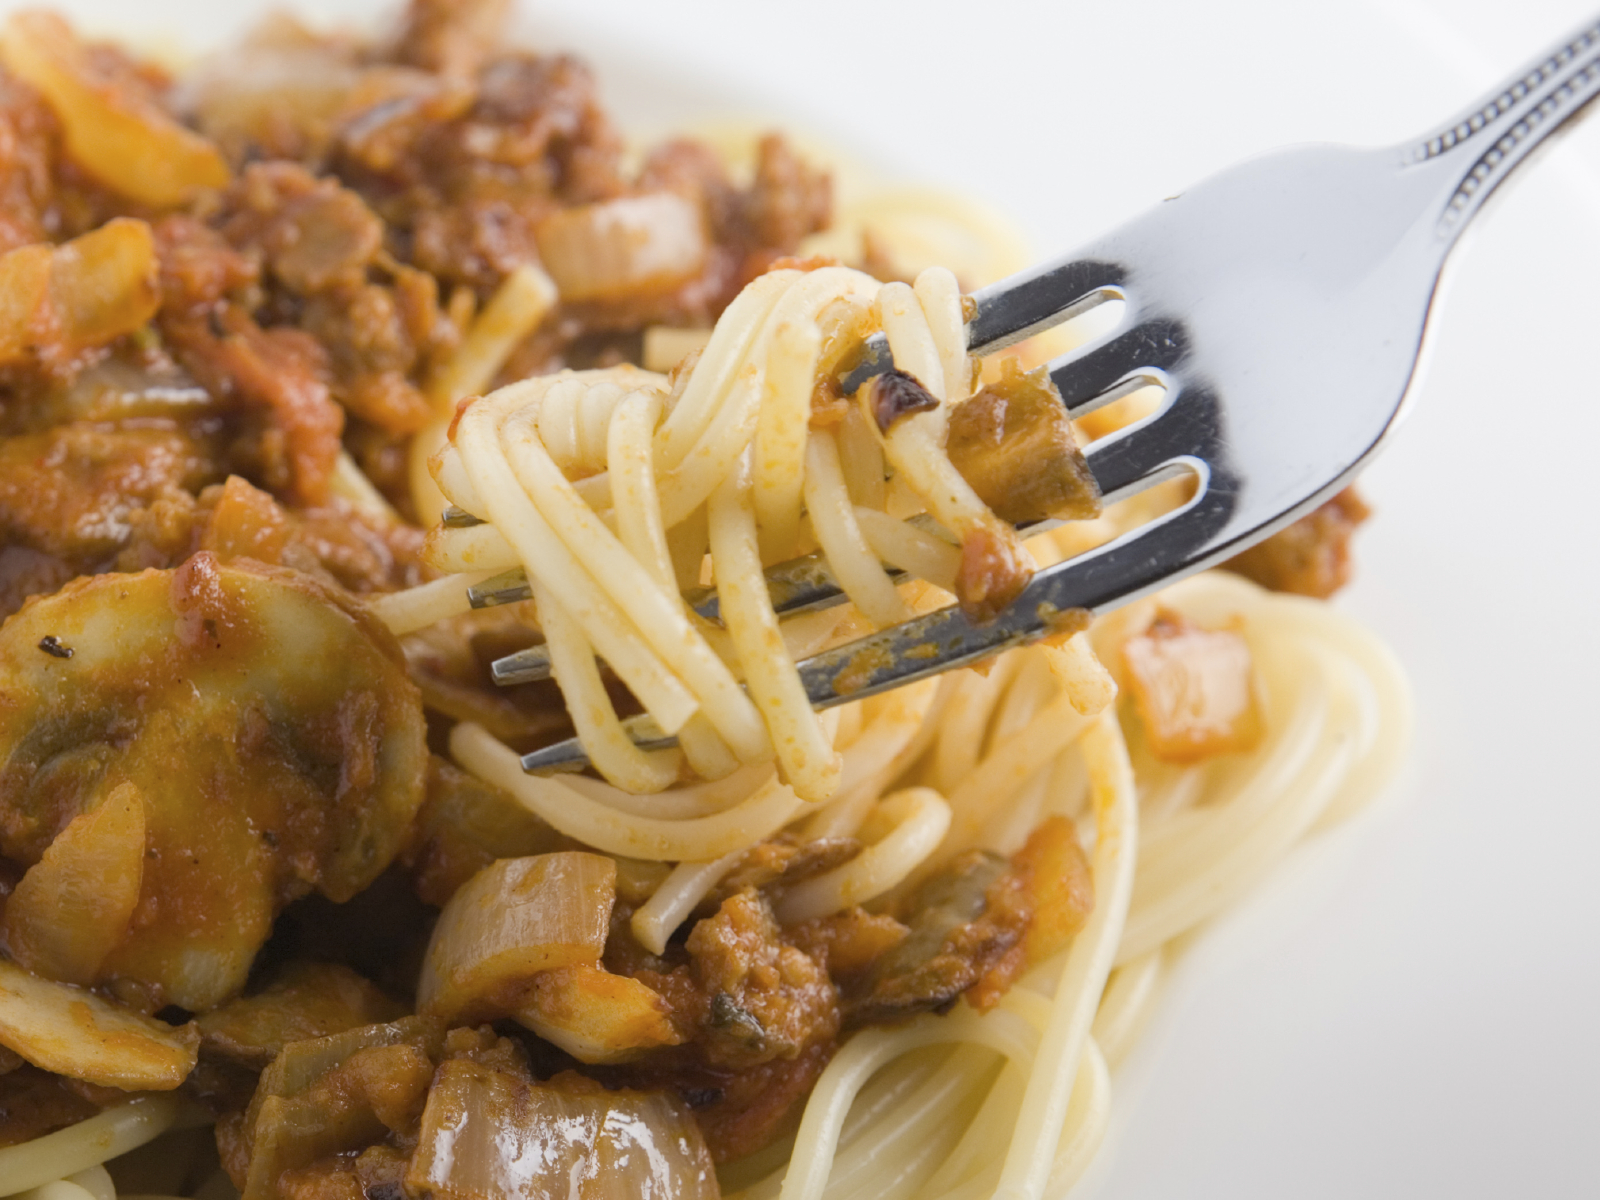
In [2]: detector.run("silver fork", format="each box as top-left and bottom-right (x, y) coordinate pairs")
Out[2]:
(507, 13), (1600, 774)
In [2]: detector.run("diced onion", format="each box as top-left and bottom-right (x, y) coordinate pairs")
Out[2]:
(514, 964), (680, 1064)
(48, 219), (161, 351)
(534, 193), (707, 302)
(642, 325), (712, 372)
(0, 220), (160, 367)
(416, 852), (616, 1023)
(0, 244), (51, 365)
(1122, 614), (1263, 763)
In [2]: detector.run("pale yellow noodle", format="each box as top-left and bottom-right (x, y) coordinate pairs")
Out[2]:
(451, 721), (805, 860)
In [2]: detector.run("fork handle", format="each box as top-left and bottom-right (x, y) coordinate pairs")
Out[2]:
(1405, 13), (1600, 244)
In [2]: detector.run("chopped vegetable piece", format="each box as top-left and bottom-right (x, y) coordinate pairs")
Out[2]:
(0, 958), (198, 1090)
(0, 12), (229, 207)
(535, 193), (708, 301)
(49, 218), (161, 352)
(865, 367), (940, 433)
(1013, 815), (1094, 964)
(242, 1039), (433, 1200)
(0, 243), (52, 364)
(947, 358), (1103, 525)
(1122, 609), (1263, 763)
(515, 963), (681, 1064)
(0, 220), (161, 367)
(416, 851), (617, 1024)
(1, 781), (145, 986)
(846, 851), (1031, 1025)
(406, 1061), (719, 1200)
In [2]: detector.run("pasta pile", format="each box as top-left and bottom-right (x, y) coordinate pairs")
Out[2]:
(367, 262), (1412, 1199)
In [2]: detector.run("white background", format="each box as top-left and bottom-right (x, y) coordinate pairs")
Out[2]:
(7, 0), (1599, 1195)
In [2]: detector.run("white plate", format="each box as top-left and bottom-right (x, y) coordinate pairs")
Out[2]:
(12, 1), (1600, 1195)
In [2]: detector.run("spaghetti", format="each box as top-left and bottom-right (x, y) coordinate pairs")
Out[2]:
(380, 263), (1410, 1199)
(0, 3), (1412, 1198)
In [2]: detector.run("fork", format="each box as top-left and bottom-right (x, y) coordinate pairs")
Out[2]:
(505, 13), (1600, 774)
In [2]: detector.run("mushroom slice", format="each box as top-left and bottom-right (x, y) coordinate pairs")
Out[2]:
(0, 959), (199, 1091)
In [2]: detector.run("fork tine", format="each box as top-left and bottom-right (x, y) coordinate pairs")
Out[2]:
(967, 258), (1128, 353)
(1048, 318), (1190, 410)
(515, 484), (1223, 775)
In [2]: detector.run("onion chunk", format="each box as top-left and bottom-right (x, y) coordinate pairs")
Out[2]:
(516, 963), (681, 1064)
(1122, 610), (1263, 763)
(0, 219), (161, 367)
(0, 12), (229, 207)
(534, 193), (707, 302)
(417, 851), (616, 1024)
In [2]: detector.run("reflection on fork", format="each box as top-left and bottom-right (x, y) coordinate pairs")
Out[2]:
(496, 13), (1600, 774)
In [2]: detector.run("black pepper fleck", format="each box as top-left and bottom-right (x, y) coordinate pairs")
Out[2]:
(37, 635), (73, 659)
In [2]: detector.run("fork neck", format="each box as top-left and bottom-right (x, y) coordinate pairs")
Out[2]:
(1399, 12), (1600, 252)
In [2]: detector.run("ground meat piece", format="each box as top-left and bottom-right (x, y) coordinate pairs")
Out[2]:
(743, 133), (831, 255)
(153, 214), (259, 316)
(789, 908), (910, 979)
(0, 421), (217, 564)
(110, 475), (426, 595)
(846, 851), (1034, 1025)
(637, 137), (740, 231)
(113, 484), (206, 571)
(165, 305), (343, 504)
(409, 198), (545, 294)
(221, 162), (384, 296)
(1223, 486), (1370, 598)
(301, 285), (413, 377)
(300, 285), (433, 434)
(288, 504), (427, 593)
(656, 890), (840, 1072)
(469, 54), (624, 204)
(391, 0), (511, 78)
(340, 369), (432, 434)
(336, 72), (478, 177)
(344, 48), (626, 292)
(343, 419), (417, 516)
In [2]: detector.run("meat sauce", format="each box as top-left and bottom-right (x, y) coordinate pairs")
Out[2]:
(0, 1), (1363, 1193)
